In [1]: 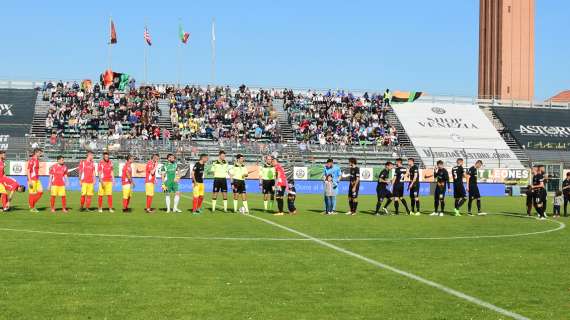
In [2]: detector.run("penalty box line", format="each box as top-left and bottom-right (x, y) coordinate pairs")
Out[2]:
(245, 214), (531, 320)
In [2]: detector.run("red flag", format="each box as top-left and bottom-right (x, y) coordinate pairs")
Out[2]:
(110, 20), (117, 44)
(144, 27), (152, 46)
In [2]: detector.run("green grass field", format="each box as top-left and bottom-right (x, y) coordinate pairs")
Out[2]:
(0, 191), (568, 320)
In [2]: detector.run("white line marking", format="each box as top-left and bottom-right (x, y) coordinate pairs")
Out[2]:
(246, 214), (532, 320)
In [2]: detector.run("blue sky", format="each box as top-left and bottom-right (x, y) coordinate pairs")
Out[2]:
(0, 0), (568, 99)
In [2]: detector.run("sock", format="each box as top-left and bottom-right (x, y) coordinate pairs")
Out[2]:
(146, 196), (153, 209)
(98, 196), (103, 209)
(457, 198), (466, 209)
(123, 199), (128, 209)
(434, 199), (439, 212)
(1, 194), (7, 208)
(384, 198), (392, 209)
(454, 199), (459, 209)
(348, 199), (353, 212)
(353, 200), (358, 212)
(86, 196), (92, 208)
(212, 199), (217, 210)
(394, 200), (400, 214)
(243, 201), (249, 212)
(28, 194), (34, 208)
(401, 199), (410, 213)
(411, 198), (416, 212)
(174, 195), (180, 210)
(198, 196), (203, 209)
(375, 200), (382, 214)
(107, 195), (113, 208)
(80, 195), (85, 208)
(440, 200), (445, 212)
(277, 198), (284, 212)
(233, 200), (238, 212)
(166, 194), (171, 211)
(468, 198), (473, 212)
(223, 200), (228, 211)
(36, 192), (43, 207)
(416, 200), (420, 212)
(269, 200), (274, 210)
(193, 197), (198, 211)
(50, 196), (55, 210)
(264, 200), (268, 210)
(61, 196), (67, 210)
(477, 199), (481, 212)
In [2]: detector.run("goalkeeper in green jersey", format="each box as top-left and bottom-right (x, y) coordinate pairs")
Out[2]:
(161, 154), (181, 213)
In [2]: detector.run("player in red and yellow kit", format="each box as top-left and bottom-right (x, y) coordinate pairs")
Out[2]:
(48, 155), (69, 213)
(121, 155), (135, 212)
(78, 151), (96, 211)
(0, 151), (26, 211)
(139, 154), (159, 213)
(27, 148), (43, 212)
(97, 152), (115, 212)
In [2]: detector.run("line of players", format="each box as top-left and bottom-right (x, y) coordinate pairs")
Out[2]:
(343, 157), (486, 216)
(0, 149), (297, 215)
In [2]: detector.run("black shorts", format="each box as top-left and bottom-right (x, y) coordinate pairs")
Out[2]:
(376, 186), (392, 199)
(262, 180), (275, 194)
(232, 180), (246, 194)
(393, 183), (405, 198)
(468, 185), (480, 199)
(408, 184), (420, 198)
(453, 183), (466, 198)
(213, 178), (228, 193)
(435, 184), (447, 200)
(275, 185), (286, 197)
(349, 183), (360, 198)
(534, 189), (547, 205)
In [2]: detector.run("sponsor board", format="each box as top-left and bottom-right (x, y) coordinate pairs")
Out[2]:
(492, 107), (570, 150)
(0, 89), (37, 136)
(359, 167), (374, 181)
(392, 102), (522, 168)
(293, 167), (308, 180)
(421, 167), (530, 185)
(9, 161), (26, 176)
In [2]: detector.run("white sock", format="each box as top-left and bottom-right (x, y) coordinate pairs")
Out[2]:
(243, 201), (249, 213)
(174, 194), (180, 210)
(233, 200), (238, 212)
(166, 194), (171, 211)
(223, 200), (228, 211)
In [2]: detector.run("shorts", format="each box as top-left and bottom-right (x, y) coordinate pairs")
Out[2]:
(98, 182), (113, 196)
(145, 183), (155, 196)
(81, 183), (94, 196)
(193, 182), (205, 197)
(376, 186), (392, 199)
(409, 185), (420, 198)
(468, 185), (480, 199)
(213, 178), (227, 193)
(393, 183), (405, 198)
(0, 183), (6, 194)
(164, 181), (179, 193)
(275, 185), (286, 197)
(435, 184), (447, 200)
(262, 180), (275, 194)
(453, 183), (466, 198)
(122, 184), (132, 199)
(50, 186), (66, 197)
(28, 180), (43, 194)
(534, 189), (546, 206)
(232, 180), (246, 194)
(349, 183), (360, 198)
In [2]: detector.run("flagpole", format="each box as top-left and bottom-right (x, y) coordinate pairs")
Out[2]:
(144, 19), (148, 85)
(211, 17), (216, 85)
(108, 15), (112, 71)
(177, 18), (181, 88)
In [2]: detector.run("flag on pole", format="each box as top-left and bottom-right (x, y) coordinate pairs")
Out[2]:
(144, 27), (152, 46)
(211, 19), (216, 42)
(110, 19), (117, 44)
(179, 24), (190, 44)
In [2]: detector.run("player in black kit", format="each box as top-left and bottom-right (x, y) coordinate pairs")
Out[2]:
(425, 160), (450, 216)
(466, 160), (486, 216)
(391, 158), (411, 215)
(531, 165), (547, 220)
(375, 161), (393, 215)
(451, 158), (467, 216)
(407, 158), (420, 215)
(346, 157), (360, 216)
(562, 172), (570, 217)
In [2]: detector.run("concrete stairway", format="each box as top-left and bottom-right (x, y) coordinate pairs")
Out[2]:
(273, 98), (302, 179)
(385, 106), (424, 167)
(30, 92), (50, 137)
(158, 99), (173, 134)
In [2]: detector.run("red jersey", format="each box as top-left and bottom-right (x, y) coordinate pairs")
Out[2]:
(145, 160), (158, 183)
(98, 160), (114, 182)
(0, 159), (5, 178)
(27, 157), (40, 181)
(274, 163), (287, 187)
(49, 164), (68, 187)
(79, 159), (96, 183)
(121, 163), (133, 185)
(0, 176), (20, 191)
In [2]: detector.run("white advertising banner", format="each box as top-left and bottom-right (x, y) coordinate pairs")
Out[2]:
(293, 167), (308, 180)
(393, 102), (522, 168)
(359, 167), (374, 181)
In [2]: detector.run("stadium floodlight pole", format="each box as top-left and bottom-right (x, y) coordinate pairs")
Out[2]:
(211, 17), (216, 84)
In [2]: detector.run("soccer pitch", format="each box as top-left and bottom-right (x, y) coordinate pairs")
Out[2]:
(0, 192), (568, 320)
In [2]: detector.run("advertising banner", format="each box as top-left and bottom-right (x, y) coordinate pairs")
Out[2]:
(392, 102), (522, 168)
(293, 167), (308, 180)
(492, 107), (570, 150)
(0, 89), (37, 136)
(359, 167), (374, 181)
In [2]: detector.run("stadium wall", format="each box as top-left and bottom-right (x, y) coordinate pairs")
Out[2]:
(9, 176), (506, 197)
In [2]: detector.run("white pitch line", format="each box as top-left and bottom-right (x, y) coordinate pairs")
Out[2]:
(246, 214), (531, 320)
